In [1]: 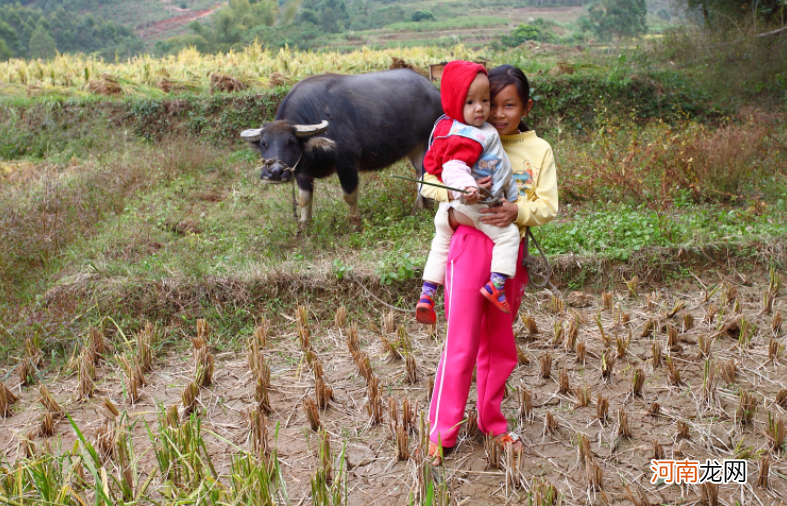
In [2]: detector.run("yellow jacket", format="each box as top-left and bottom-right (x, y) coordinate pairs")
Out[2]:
(420, 130), (559, 238)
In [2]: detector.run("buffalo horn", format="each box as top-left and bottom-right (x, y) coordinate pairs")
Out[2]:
(293, 120), (329, 138)
(241, 128), (263, 142)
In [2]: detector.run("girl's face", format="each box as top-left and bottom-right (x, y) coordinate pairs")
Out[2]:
(462, 73), (490, 127)
(489, 84), (534, 136)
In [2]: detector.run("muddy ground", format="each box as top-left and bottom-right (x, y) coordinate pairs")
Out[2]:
(1, 273), (786, 505)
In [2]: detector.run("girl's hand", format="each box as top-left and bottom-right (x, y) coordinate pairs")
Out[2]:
(476, 176), (492, 192)
(478, 199), (518, 227)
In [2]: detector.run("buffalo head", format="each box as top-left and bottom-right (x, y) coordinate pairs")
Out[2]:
(241, 120), (332, 183)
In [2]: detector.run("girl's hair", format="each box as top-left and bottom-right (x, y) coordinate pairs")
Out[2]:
(488, 64), (531, 132)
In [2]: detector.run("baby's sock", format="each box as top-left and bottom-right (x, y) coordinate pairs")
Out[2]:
(490, 272), (507, 301)
(421, 281), (438, 299)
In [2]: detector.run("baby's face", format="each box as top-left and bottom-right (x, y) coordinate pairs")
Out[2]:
(462, 73), (490, 127)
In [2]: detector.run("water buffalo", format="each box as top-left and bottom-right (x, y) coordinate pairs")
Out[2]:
(241, 68), (443, 229)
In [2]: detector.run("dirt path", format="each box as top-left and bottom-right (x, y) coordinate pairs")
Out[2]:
(135, 7), (219, 41)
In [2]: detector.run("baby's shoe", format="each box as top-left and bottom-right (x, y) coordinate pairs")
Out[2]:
(416, 295), (437, 325)
(481, 281), (510, 314)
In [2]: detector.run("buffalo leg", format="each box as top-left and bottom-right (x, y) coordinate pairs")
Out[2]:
(296, 173), (314, 231)
(406, 142), (430, 212)
(337, 167), (362, 230)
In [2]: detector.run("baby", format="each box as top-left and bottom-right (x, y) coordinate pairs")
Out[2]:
(416, 60), (521, 325)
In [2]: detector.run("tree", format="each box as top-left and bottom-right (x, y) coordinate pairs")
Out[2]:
(0, 37), (11, 61)
(412, 10), (436, 22)
(588, 0), (647, 41)
(28, 23), (57, 59)
(683, 0), (785, 28)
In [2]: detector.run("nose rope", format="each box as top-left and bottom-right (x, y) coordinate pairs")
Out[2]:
(258, 153), (303, 220)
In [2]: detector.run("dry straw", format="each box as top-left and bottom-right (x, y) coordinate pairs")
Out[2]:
(77, 352), (96, 400)
(565, 318), (578, 352)
(303, 397), (320, 431)
(601, 351), (615, 381)
(720, 358), (737, 384)
(676, 420), (690, 440)
(382, 310), (395, 334)
(665, 355), (683, 386)
(699, 483), (719, 506)
(558, 367), (570, 395)
(575, 384), (591, 408)
(585, 455), (603, 491)
(543, 411), (558, 436)
(181, 382), (199, 415)
(334, 306), (347, 330)
(0, 382), (18, 418)
(576, 341), (586, 364)
(652, 440), (664, 460)
(483, 433), (501, 469)
(648, 402), (661, 417)
(624, 484), (652, 506)
(254, 317), (269, 349)
(365, 375), (384, 425)
(683, 313), (695, 332)
(503, 442), (526, 490)
(757, 456), (770, 488)
(616, 330), (631, 358)
(632, 369), (645, 397)
(255, 358), (272, 414)
(765, 412), (785, 453)
(405, 355), (418, 384)
(465, 408), (479, 439)
(737, 390), (757, 425)
(625, 275), (639, 300)
(602, 291), (613, 310)
(517, 385), (534, 423)
(248, 408), (270, 457)
(617, 408), (631, 438)
(520, 315), (539, 335)
(296, 304), (310, 350)
(517, 344), (530, 366)
(315, 375), (333, 410)
(596, 393), (609, 424)
(137, 321), (155, 372)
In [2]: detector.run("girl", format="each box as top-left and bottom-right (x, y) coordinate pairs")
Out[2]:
(420, 64), (559, 465)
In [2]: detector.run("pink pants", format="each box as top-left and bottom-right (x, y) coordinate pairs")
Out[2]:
(429, 225), (528, 447)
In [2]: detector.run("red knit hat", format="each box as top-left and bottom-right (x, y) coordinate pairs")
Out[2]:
(440, 60), (488, 122)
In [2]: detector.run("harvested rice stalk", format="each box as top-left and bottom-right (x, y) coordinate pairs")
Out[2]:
(0, 382), (18, 418)
(95, 420), (116, 459)
(77, 352), (96, 401)
(558, 367), (570, 395)
(702, 359), (717, 405)
(354, 351), (373, 383)
(88, 327), (107, 364)
(543, 411), (558, 436)
(769, 338), (780, 364)
(532, 478), (559, 506)
(575, 384), (591, 408)
(196, 318), (209, 341)
(254, 317), (269, 349)
(677, 420), (690, 440)
(620, 309), (631, 324)
(625, 275), (639, 300)
(624, 484), (652, 506)
(585, 455), (603, 491)
(334, 306), (347, 330)
(255, 360), (272, 414)
(665, 355), (682, 386)
(395, 424), (409, 461)
(648, 402), (661, 417)
(18, 356), (35, 386)
(666, 323), (678, 348)
(698, 334), (713, 358)
(405, 354), (418, 384)
(616, 331), (631, 359)
(503, 441), (526, 490)
(136, 321), (155, 372)
(757, 456), (770, 488)
(776, 389), (787, 408)
(181, 382), (199, 415)
(765, 412), (785, 454)
(601, 351), (615, 381)
(578, 433), (592, 463)
(551, 320), (564, 348)
(39, 385), (64, 418)
(402, 398), (416, 434)
(667, 300), (685, 318)
(595, 313), (610, 346)
(723, 284), (737, 306)
(365, 375), (383, 425)
(311, 355), (324, 379)
(517, 344), (530, 366)
(539, 351), (552, 379)
(602, 291), (613, 310)
(194, 347), (214, 388)
(565, 319), (578, 352)
(550, 294), (564, 314)
(347, 322), (360, 354)
(315, 375), (333, 410)
(517, 385), (534, 423)
(398, 325), (412, 355)
(632, 369), (645, 397)
(380, 334), (402, 361)
(705, 303), (717, 325)
(484, 433), (501, 469)
(209, 73), (249, 92)
(640, 319), (655, 338)
(773, 311), (783, 335)
(40, 412), (55, 437)
(520, 315), (539, 334)
(683, 313), (695, 332)
(760, 290), (774, 316)
(387, 396), (399, 439)
(382, 310), (395, 334)
(22, 431), (37, 458)
(596, 393), (609, 424)
(465, 408), (479, 439)
(720, 359), (737, 384)
(737, 390), (757, 425)
(165, 404), (179, 428)
(303, 397), (321, 431)
(576, 341), (586, 364)
(652, 439), (664, 460)
(296, 305), (310, 350)
(248, 408), (270, 456)
(617, 408), (631, 438)
(318, 428), (332, 484)
(699, 482), (719, 506)
(652, 342), (662, 369)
